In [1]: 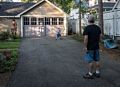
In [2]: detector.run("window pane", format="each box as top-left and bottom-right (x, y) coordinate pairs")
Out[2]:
(59, 18), (64, 25)
(45, 17), (50, 25)
(52, 18), (57, 25)
(38, 18), (44, 25)
(31, 17), (36, 25)
(24, 17), (29, 25)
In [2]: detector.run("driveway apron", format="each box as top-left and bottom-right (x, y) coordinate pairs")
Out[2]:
(7, 37), (120, 87)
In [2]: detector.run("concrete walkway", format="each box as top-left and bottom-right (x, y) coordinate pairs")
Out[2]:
(7, 37), (120, 87)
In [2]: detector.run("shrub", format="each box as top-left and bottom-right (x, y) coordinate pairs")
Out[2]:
(0, 50), (18, 73)
(11, 34), (20, 39)
(0, 31), (10, 40)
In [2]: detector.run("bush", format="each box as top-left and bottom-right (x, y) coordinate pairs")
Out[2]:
(0, 50), (18, 73)
(11, 34), (20, 39)
(72, 34), (84, 42)
(0, 31), (10, 40)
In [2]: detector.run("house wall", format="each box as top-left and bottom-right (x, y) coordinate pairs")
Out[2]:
(0, 18), (21, 35)
(0, 18), (12, 32)
(25, 2), (64, 16)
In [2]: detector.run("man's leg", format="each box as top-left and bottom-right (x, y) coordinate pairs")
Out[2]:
(93, 50), (101, 78)
(83, 50), (95, 79)
(83, 62), (94, 79)
(94, 61), (100, 78)
(88, 62), (94, 75)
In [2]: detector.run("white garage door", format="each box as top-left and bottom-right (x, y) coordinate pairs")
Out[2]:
(23, 17), (64, 37)
(23, 17), (45, 37)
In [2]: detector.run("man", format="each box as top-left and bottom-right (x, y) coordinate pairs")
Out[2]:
(83, 15), (102, 79)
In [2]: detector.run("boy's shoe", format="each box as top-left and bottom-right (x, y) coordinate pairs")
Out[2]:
(83, 73), (94, 79)
(93, 73), (100, 78)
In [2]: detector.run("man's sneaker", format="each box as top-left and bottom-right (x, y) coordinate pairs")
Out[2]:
(93, 73), (100, 78)
(83, 73), (94, 79)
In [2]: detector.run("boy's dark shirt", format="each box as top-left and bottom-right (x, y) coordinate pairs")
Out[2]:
(83, 24), (101, 50)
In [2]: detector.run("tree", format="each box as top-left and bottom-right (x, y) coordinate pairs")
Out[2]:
(75, 0), (89, 34)
(21, 0), (33, 2)
(21, 0), (75, 14)
(98, 0), (104, 34)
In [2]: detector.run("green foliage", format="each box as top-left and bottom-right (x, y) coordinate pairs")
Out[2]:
(75, 1), (89, 14)
(20, 0), (89, 14)
(0, 35), (20, 73)
(0, 30), (20, 41)
(11, 34), (20, 39)
(0, 40), (20, 49)
(21, 0), (34, 2)
(0, 50), (18, 72)
(0, 31), (10, 40)
(54, 0), (75, 13)
(21, 0), (75, 14)
(72, 34), (84, 42)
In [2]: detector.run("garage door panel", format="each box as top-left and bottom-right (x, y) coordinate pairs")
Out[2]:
(24, 25), (45, 37)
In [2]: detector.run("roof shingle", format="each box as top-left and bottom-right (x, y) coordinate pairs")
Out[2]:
(0, 2), (35, 16)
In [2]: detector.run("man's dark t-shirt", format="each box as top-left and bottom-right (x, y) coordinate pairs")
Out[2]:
(83, 24), (101, 50)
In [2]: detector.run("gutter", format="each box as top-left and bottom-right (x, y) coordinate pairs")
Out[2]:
(0, 16), (20, 18)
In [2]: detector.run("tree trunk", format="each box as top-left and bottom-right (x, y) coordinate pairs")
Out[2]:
(98, 0), (104, 34)
(79, 0), (81, 35)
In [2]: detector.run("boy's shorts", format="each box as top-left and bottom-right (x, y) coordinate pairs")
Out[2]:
(84, 50), (100, 63)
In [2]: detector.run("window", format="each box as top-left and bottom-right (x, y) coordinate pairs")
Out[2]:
(38, 18), (44, 25)
(23, 17), (29, 25)
(59, 18), (64, 25)
(52, 18), (57, 25)
(45, 17), (50, 25)
(31, 17), (36, 25)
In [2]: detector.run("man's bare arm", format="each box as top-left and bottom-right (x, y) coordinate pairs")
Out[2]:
(84, 35), (88, 49)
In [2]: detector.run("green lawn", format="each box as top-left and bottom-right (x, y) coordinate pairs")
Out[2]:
(0, 39), (20, 72)
(0, 39), (20, 49)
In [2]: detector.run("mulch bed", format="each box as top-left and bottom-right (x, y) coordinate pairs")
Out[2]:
(100, 44), (120, 62)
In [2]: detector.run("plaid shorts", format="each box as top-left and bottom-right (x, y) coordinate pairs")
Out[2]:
(84, 50), (100, 63)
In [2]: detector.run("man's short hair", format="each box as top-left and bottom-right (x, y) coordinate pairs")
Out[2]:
(88, 15), (95, 23)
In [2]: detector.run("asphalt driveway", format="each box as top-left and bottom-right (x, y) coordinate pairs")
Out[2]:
(7, 37), (120, 87)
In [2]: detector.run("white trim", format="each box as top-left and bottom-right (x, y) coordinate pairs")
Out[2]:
(0, 16), (19, 18)
(22, 15), (64, 17)
(17, 0), (67, 17)
(112, 0), (120, 10)
(64, 14), (67, 36)
(21, 16), (23, 37)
